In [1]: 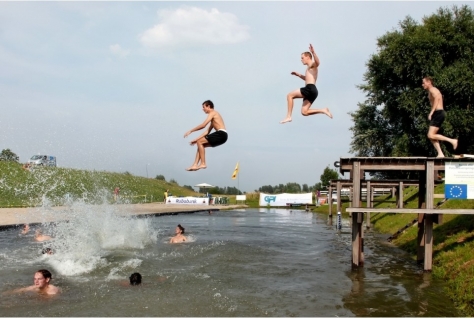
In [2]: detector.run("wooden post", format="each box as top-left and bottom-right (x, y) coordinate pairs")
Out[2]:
(336, 181), (342, 214)
(424, 160), (435, 271)
(328, 185), (333, 216)
(351, 161), (363, 267)
(417, 171), (426, 264)
(398, 181), (404, 208)
(366, 180), (371, 229)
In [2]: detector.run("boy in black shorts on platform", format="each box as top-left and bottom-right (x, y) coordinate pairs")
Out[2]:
(422, 76), (457, 157)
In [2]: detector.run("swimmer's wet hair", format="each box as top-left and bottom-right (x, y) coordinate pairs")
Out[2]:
(37, 269), (52, 280)
(202, 100), (214, 109)
(177, 224), (185, 234)
(41, 248), (53, 254)
(129, 272), (142, 285)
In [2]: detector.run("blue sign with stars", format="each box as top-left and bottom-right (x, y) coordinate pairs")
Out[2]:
(445, 184), (468, 199)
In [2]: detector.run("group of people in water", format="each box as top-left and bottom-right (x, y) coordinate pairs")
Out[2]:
(7, 222), (189, 296)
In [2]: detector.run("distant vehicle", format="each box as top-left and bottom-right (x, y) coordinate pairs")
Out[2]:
(27, 155), (56, 167)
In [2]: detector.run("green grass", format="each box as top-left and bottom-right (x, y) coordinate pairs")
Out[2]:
(0, 161), (198, 206)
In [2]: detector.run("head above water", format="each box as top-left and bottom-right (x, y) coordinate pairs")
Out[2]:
(129, 272), (142, 285)
(34, 269), (52, 289)
(177, 224), (185, 234)
(42, 248), (53, 255)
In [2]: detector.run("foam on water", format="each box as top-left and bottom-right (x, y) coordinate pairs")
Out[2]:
(35, 201), (157, 277)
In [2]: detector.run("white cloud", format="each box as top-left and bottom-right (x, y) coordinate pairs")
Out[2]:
(109, 44), (130, 58)
(139, 6), (250, 49)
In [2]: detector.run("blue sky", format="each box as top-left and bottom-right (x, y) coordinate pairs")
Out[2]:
(0, 1), (467, 192)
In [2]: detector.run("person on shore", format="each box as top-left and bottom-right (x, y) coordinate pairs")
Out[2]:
(170, 224), (187, 243)
(114, 187), (120, 202)
(20, 224), (30, 235)
(422, 76), (458, 157)
(34, 229), (52, 242)
(164, 189), (169, 203)
(280, 44), (333, 124)
(184, 100), (228, 171)
(9, 269), (59, 295)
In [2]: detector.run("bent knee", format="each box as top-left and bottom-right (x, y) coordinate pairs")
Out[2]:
(301, 110), (309, 116)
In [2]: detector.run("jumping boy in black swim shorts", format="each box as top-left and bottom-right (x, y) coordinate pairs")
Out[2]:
(184, 100), (228, 171)
(422, 76), (457, 157)
(280, 44), (333, 124)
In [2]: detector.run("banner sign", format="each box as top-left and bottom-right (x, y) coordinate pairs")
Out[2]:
(259, 193), (313, 207)
(166, 196), (209, 205)
(236, 195), (246, 201)
(445, 162), (474, 199)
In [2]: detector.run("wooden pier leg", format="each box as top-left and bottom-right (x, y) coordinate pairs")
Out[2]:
(351, 161), (363, 267)
(328, 185), (333, 216)
(336, 181), (342, 214)
(417, 171), (426, 264)
(366, 181), (371, 229)
(424, 160), (435, 271)
(399, 181), (404, 208)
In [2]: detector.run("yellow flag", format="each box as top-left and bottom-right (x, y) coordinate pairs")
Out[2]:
(231, 162), (239, 179)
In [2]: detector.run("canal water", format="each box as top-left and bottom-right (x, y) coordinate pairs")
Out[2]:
(0, 206), (459, 316)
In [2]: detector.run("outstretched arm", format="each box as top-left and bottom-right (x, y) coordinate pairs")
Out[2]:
(184, 113), (213, 138)
(309, 44), (320, 67)
(291, 71), (306, 80)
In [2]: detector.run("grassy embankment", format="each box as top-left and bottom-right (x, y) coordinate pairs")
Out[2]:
(0, 161), (198, 207)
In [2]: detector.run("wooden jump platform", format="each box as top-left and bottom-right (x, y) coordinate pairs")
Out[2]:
(337, 156), (474, 272)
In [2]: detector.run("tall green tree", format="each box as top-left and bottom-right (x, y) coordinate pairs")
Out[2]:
(0, 149), (19, 162)
(351, 5), (474, 159)
(320, 166), (339, 188)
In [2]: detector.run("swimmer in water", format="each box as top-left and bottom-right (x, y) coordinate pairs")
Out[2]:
(41, 248), (54, 255)
(170, 224), (187, 243)
(35, 229), (52, 242)
(20, 224), (30, 235)
(129, 272), (142, 286)
(9, 269), (59, 295)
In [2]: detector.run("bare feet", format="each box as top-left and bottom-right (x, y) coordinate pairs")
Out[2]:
(195, 165), (207, 171)
(185, 166), (198, 171)
(453, 139), (458, 150)
(323, 108), (333, 119)
(436, 154), (445, 158)
(280, 117), (292, 124)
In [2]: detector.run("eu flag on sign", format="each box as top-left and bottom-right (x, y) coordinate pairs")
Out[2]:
(445, 184), (468, 199)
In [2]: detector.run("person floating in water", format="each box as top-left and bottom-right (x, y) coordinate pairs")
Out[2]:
(34, 229), (52, 242)
(129, 272), (142, 285)
(184, 100), (228, 171)
(280, 43), (333, 124)
(41, 248), (54, 255)
(9, 269), (59, 295)
(170, 224), (187, 243)
(20, 224), (30, 235)
(421, 76), (458, 157)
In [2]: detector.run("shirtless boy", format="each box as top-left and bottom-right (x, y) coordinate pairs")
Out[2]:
(280, 44), (332, 124)
(11, 269), (59, 295)
(170, 224), (187, 243)
(422, 76), (458, 157)
(184, 100), (227, 171)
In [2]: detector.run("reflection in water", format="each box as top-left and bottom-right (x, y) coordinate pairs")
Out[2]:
(0, 207), (459, 317)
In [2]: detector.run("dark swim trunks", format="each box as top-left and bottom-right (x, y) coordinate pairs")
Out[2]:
(205, 130), (228, 147)
(300, 84), (318, 104)
(430, 109), (446, 128)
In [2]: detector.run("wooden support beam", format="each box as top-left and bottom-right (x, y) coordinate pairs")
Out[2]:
(398, 181), (404, 208)
(336, 181), (342, 214)
(424, 160), (435, 271)
(351, 161), (363, 267)
(417, 171), (426, 264)
(328, 185), (333, 216)
(366, 181), (371, 229)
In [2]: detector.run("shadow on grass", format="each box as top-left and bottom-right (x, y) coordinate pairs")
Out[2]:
(399, 214), (474, 256)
